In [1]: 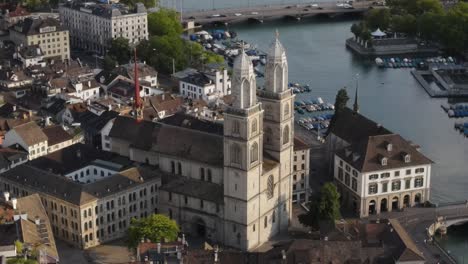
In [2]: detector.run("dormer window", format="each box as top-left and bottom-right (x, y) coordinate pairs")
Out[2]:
(380, 157), (388, 166)
(402, 152), (411, 163)
(386, 143), (393, 152)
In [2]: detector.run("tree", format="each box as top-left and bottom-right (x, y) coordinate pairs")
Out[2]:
(127, 214), (180, 249)
(103, 55), (117, 72)
(298, 183), (341, 229)
(108, 37), (131, 65)
(147, 9), (183, 37)
(317, 183), (341, 222)
(7, 258), (38, 264)
(350, 23), (362, 40)
(15, 240), (23, 255)
(334, 88), (350, 115)
(119, 0), (157, 9)
(365, 9), (391, 30)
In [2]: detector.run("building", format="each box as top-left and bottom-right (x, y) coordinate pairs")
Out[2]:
(13, 45), (46, 67)
(9, 17), (70, 61)
(327, 107), (432, 217)
(59, 1), (148, 54)
(0, 146), (28, 173)
(2, 121), (48, 160)
(0, 5), (30, 30)
(0, 144), (161, 249)
(42, 125), (74, 153)
(105, 34), (294, 251)
(292, 137), (311, 204)
(178, 68), (230, 103)
(0, 193), (59, 263)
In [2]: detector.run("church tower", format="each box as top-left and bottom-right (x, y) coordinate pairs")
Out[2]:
(258, 32), (294, 232)
(223, 50), (265, 250)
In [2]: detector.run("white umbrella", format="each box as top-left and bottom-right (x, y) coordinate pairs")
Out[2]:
(371, 28), (387, 37)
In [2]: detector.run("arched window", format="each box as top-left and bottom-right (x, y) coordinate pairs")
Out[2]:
(200, 168), (205, 181)
(231, 144), (241, 164)
(275, 65), (283, 92)
(251, 118), (257, 134)
(250, 142), (258, 163)
(267, 175), (274, 199)
(265, 127), (272, 145)
(242, 79), (252, 108)
(283, 125), (289, 145)
(232, 120), (240, 134)
(272, 210), (276, 223)
(284, 102), (290, 117)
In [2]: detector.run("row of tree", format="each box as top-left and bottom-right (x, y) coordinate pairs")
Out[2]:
(351, 0), (468, 53)
(104, 9), (224, 74)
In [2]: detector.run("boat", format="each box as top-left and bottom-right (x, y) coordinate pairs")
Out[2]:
(297, 109), (305, 114)
(375, 57), (384, 67)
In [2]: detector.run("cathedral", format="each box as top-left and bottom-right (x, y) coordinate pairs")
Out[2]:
(106, 33), (295, 251)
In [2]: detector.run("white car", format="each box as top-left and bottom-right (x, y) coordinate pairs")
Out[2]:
(311, 3), (319, 7)
(336, 3), (344, 7)
(251, 11), (259, 15)
(234, 13), (242, 16)
(211, 14), (221, 17)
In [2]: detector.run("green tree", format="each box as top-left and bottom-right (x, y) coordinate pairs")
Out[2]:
(334, 88), (350, 115)
(15, 240), (23, 254)
(7, 258), (38, 264)
(120, 0), (157, 9)
(350, 23), (362, 40)
(391, 14), (417, 36)
(127, 214), (180, 249)
(298, 183), (341, 229)
(365, 8), (391, 30)
(103, 55), (117, 71)
(108, 37), (131, 65)
(317, 183), (341, 222)
(147, 9), (183, 37)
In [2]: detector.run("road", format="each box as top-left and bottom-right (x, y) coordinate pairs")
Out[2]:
(183, 1), (381, 24)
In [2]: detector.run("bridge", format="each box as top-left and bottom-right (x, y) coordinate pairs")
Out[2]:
(182, 1), (380, 25)
(367, 201), (468, 264)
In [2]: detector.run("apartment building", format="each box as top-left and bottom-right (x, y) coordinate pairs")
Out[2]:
(0, 144), (161, 249)
(59, 1), (148, 54)
(292, 137), (311, 204)
(9, 17), (70, 61)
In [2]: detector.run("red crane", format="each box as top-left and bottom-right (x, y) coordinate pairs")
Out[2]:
(133, 48), (143, 120)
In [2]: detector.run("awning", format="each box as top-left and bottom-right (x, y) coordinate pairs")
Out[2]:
(371, 28), (387, 37)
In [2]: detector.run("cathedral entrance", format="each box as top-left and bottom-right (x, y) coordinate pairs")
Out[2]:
(193, 218), (207, 237)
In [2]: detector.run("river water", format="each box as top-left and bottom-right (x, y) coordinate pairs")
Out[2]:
(167, 0), (468, 259)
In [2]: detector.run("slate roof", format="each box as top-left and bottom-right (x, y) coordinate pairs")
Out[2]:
(41, 98), (66, 116)
(1, 164), (160, 206)
(109, 115), (224, 166)
(336, 134), (433, 173)
(161, 174), (224, 204)
(78, 110), (119, 134)
(11, 17), (64, 36)
(29, 143), (131, 175)
(42, 125), (72, 146)
(180, 72), (213, 87)
(0, 146), (28, 170)
(159, 113), (223, 136)
(328, 107), (392, 144)
(16, 194), (59, 261)
(62, 1), (146, 18)
(11, 121), (47, 146)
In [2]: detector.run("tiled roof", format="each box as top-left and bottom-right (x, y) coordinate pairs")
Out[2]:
(11, 121), (47, 146)
(42, 125), (73, 146)
(11, 17), (65, 36)
(161, 174), (224, 204)
(293, 137), (309, 151)
(1, 163), (160, 206)
(337, 134), (433, 172)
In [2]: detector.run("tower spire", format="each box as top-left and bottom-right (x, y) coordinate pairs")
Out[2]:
(353, 74), (359, 113)
(133, 48), (143, 120)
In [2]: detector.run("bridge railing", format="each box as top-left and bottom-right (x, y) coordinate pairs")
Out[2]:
(434, 200), (468, 208)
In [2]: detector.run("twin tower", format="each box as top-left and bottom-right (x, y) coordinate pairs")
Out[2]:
(222, 33), (294, 250)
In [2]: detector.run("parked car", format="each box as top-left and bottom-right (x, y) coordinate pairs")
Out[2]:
(234, 13), (242, 16)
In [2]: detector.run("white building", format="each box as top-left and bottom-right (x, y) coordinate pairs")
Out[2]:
(327, 107), (432, 218)
(292, 137), (311, 204)
(59, 1), (148, 54)
(13, 45), (46, 67)
(3, 121), (48, 160)
(179, 68), (230, 103)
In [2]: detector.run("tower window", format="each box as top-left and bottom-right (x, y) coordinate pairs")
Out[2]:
(251, 118), (257, 134)
(267, 175), (274, 199)
(232, 120), (240, 134)
(283, 125), (290, 145)
(284, 102), (290, 117)
(231, 144), (241, 164)
(250, 142), (259, 163)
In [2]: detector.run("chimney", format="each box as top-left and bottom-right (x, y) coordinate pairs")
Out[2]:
(281, 250), (286, 260)
(3, 191), (10, 201)
(13, 105), (16, 112)
(88, 80), (91, 88)
(156, 242), (161, 254)
(45, 116), (50, 126)
(11, 197), (17, 210)
(162, 93), (165, 101)
(76, 149), (81, 158)
(176, 246), (182, 260)
(34, 216), (41, 225)
(182, 234), (186, 245)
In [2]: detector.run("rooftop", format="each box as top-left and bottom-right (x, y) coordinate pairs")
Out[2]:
(11, 121), (47, 146)
(11, 17), (65, 36)
(42, 125), (73, 146)
(61, 1), (147, 18)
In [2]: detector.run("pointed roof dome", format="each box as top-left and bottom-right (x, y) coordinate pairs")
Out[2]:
(267, 30), (286, 63)
(233, 49), (253, 76)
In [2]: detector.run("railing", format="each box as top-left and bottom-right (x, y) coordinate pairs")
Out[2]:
(433, 239), (458, 264)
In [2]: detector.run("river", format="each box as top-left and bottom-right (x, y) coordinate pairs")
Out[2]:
(166, 0), (468, 259)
